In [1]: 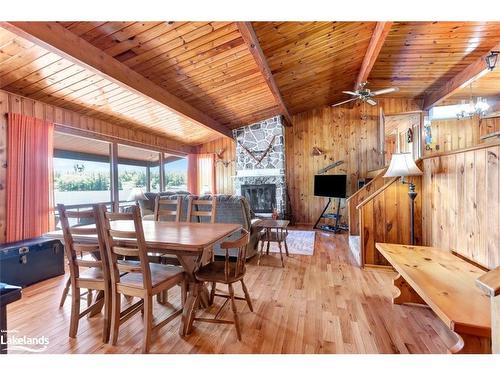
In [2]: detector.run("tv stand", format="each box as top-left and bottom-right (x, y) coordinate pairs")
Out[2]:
(313, 197), (348, 233)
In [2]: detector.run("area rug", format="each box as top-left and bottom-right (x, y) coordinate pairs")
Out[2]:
(265, 230), (316, 256)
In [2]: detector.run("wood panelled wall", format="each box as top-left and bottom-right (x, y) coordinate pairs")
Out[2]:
(358, 175), (423, 266)
(422, 143), (500, 270)
(197, 137), (236, 195)
(286, 98), (422, 225)
(0, 90), (195, 244)
(346, 168), (387, 236)
(425, 115), (500, 156)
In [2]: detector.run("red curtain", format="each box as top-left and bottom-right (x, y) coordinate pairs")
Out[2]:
(187, 153), (216, 195)
(6, 113), (54, 242)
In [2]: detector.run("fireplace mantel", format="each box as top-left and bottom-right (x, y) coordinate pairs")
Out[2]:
(234, 168), (282, 178)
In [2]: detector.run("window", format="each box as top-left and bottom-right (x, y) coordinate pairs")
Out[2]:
(163, 155), (188, 192)
(117, 144), (159, 202)
(429, 104), (465, 120)
(53, 132), (112, 206)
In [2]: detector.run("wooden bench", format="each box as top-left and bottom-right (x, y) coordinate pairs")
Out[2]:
(476, 267), (500, 354)
(376, 243), (491, 354)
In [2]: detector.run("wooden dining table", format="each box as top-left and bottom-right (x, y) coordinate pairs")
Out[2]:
(45, 220), (241, 336)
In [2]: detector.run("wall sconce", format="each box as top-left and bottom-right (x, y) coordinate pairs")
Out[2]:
(485, 51), (499, 71)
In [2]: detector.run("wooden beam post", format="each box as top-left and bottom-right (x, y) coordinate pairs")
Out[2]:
(236, 22), (293, 126)
(354, 22), (393, 90)
(110, 142), (119, 213)
(0, 22), (233, 138)
(423, 42), (500, 110)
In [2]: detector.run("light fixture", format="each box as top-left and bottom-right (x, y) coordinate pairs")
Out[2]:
(384, 153), (423, 245)
(485, 51), (499, 71)
(456, 85), (490, 119)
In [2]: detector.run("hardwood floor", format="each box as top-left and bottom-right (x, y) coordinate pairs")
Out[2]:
(6, 230), (456, 354)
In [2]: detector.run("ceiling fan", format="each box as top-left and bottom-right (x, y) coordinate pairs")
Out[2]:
(331, 82), (399, 107)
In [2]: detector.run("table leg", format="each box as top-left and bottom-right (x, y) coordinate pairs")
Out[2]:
(284, 238), (289, 257)
(179, 282), (198, 336)
(88, 290), (105, 317)
(258, 237), (265, 266)
(176, 252), (211, 336)
(278, 240), (285, 267)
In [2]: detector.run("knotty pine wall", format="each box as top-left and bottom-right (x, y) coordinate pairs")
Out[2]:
(197, 137), (236, 195)
(286, 98), (422, 225)
(358, 175), (423, 267)
(425, 116), (500, 156)
(196, 98), (423, 224)
(422, 143), (500, 270)
(0, 90), (195, 244)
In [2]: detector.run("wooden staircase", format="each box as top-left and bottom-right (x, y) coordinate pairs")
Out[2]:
(346, 162), (423, 267)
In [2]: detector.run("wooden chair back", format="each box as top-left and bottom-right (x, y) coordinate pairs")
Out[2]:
(57, 204), (109, 282)
(97, 204), (152, 291)
(219, 229), (250, 281)
(154, 196), (182, 222)
(187, 196), (216, 223)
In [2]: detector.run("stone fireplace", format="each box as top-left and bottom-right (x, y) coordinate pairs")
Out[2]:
(241, 184), (276, 213)
(233, 116), (288, 218)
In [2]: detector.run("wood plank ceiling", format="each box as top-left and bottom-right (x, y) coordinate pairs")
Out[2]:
(368, 22), (500, 99)
(252, 22), (377, 114)
(0, 26), (223, 145)
(58, 21), (280, 129)
(2, 21), (500, 148)
(448, 67), (500, 101)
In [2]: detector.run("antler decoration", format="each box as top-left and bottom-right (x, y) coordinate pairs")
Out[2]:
(215, 148), (235, 168)
(238, 135), (276, 165)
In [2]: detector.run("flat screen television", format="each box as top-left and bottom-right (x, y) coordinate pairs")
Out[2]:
(314, 174), (347, 198)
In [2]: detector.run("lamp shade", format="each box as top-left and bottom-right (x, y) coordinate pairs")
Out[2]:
(384, 153), (423, 178)
(127, 187), (147, 201)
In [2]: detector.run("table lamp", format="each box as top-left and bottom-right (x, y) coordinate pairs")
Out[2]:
(384, 153), (423, 245)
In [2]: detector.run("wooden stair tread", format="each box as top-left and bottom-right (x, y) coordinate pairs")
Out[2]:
(376, 243), (491, 336)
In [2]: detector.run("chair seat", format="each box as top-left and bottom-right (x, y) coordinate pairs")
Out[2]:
(195, 261), (245, 283)
(119, 263), (184, 292)
(79, 267), (105, 281)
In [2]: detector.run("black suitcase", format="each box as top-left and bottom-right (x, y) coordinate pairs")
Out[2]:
(0, 237), (65, 287)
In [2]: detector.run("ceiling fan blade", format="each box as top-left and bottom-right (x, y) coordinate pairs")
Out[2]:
(370, 87), (400, 96)
(342, 91), (359, 96)
(366, 98), (377, 106)
(331, 98), (358, 107)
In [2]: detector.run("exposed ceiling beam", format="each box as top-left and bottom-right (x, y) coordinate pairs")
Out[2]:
(1, 22), (233, 138)
(423, 41), (500, 110)
(236, 22), (293, 126)
(354, 22), (393, 90)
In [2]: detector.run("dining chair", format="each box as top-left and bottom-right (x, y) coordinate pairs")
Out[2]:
(187, 196), (217, 267)
(153, 196), (183, 303)
(190, 229), (252, 340)
(154, 195), (182, 222)
(57, 204), (111, 343)
(187, 196), (217, 224)
(154, 196), (182, 265)
(97, 204), (187, 354)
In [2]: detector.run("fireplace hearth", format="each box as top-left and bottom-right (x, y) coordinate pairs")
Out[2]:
(241, 184), (276, 213)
